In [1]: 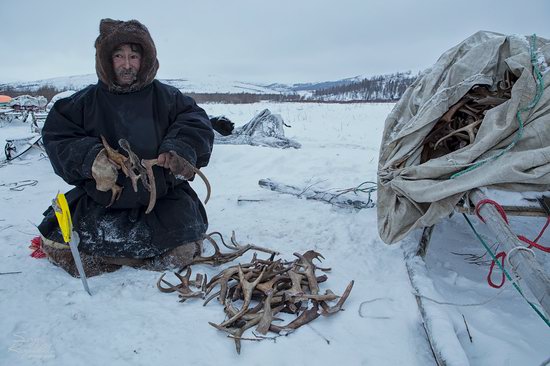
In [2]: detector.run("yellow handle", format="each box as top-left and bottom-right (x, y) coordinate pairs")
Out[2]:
(52, 193), (72, 243)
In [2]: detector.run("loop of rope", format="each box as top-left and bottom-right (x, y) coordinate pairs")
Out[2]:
(462, 213), (550, 327)
(487, 251), (507, 288)
(474, 198), (550, 289)
(507, 246), (536, 270)
(474, 198), (509, 224)
(474, 198), (550, 256)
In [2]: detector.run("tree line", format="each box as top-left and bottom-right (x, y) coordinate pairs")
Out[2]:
(311, 72), (417, 101)
(0, 72), (417, 104)
(0, 85), (60, 101)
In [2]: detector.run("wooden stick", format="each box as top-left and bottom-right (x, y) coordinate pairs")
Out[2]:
(455, 204), (546, 217)
(258, 178), (373, 209)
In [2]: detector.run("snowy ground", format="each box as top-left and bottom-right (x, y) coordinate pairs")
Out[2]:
(0, 102), (548, 365)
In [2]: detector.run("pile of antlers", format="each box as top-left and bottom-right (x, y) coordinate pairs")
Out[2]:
(420, 70), (517, 163)
(157, 232), (354, 354)
(99, 135), (211, 213)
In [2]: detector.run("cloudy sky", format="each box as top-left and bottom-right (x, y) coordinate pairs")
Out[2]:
(1, 0), (548, 84)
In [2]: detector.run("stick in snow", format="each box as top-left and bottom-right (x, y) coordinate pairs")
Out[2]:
(258, 178), (374, 209)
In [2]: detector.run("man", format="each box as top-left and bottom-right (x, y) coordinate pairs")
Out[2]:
(37, 19), (214, 277)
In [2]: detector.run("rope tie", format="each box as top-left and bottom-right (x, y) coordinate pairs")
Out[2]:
(475, 198), (509, 224)
(463, 213), (550, 327)
(487, 251), (507, 288)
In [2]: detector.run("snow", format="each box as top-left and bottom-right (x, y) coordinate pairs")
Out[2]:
(0, 102), (548, 365)
(1, 74), (287, 95)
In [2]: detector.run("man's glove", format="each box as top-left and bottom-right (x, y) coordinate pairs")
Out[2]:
(91, 148), (119, 191)
(157, 150), (195, 180)
(91, 148), (123, 206)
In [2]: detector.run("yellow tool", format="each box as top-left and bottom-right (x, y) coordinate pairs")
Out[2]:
(52, 193), (91, 295)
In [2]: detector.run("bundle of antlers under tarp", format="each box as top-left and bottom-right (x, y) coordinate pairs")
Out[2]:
(157, 232), (354, 354)
(98, 135), (211, 213)
(420, 70), (518, 163)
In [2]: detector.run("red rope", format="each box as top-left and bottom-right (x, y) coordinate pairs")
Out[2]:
(518, 235), (550, 253)
(474, 198), (509, 224)
(533, 215), (550, 242)
(487, 251), (507, 288)
(474, 198), (550, 288)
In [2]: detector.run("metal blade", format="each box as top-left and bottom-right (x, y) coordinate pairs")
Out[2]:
(68, 231), (91, 295)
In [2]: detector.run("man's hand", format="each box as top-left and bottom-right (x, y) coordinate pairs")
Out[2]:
(157, 150), (195, 180)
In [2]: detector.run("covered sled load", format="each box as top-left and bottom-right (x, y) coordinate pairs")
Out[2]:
(378, 31), (550, 244)
(214, 109), (301, 149)
(9, 95), (47, 110)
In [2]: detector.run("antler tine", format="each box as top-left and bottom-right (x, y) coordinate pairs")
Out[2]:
(290, 290), (340, 303)
(209, 315), (262, 355)
(320, 280), (355, 315)
(285, 269), (304, 297)
(433, 119), (482, 150)
(204, 290), (222, 306)
(255, 290), (275, 335)
(293, 251), (321, 295)
(439, 97), (469, 123)
(269, 302), (321, 335)
(173, 267), (192, 283)
(156, 273), (181, 293)
(204, 266), (243, 305)
(191, 234), (224, 266)
(119, 138), (150, 192)
(219, 265), (266, 327)
(207, 231), (230, 247)
(228, 231), (241, 249)
(141, 158), (158, 214)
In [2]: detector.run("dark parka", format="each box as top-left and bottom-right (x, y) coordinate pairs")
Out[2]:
(38, 19), (214, 258)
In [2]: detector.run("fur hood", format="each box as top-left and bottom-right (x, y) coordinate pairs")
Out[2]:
(94, 18), (159, 93)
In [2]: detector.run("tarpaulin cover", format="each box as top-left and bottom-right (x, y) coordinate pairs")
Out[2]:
(377, 31), (550, 244)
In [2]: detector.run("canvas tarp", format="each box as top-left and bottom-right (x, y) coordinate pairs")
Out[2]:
(377, 31), (550, 244)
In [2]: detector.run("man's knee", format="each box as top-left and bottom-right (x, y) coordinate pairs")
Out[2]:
(41, 235), (121, 277)
(148, 240), (202, 270)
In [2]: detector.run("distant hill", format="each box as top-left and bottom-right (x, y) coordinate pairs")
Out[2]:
(0, 72), (416, 103)
(307, 71), (416, 102)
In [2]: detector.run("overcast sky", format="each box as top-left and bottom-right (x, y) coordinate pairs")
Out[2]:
(1, 0), (548, 84)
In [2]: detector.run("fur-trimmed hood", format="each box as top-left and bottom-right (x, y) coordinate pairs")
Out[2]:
(94, 18), (159, 93)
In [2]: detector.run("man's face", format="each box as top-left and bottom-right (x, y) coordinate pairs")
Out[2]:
(112, 44), (141, 86)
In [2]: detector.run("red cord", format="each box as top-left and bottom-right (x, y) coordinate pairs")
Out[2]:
(533, 215), (550, 242)
(475, 198), (509, 224)
(487, 251), (507, 288)
(518, 235), (550, 253)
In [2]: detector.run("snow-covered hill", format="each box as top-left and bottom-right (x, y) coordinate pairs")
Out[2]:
(0, 74), (281, 95)
(0, 72), (415, 101)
